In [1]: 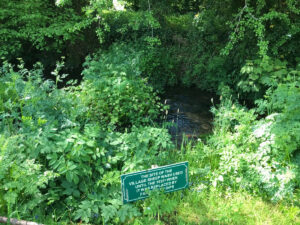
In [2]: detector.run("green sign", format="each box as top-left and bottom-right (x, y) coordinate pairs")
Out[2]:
(121, 162), (189, 204)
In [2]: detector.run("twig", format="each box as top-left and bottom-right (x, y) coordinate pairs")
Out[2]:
(234, 2), (248, 33)
(147, 0), (154, 37)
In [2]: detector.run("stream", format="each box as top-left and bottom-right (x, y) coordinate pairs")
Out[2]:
(162, 87), (215, 144)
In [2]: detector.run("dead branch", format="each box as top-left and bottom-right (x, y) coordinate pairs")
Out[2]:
(0, 216), (44, 225)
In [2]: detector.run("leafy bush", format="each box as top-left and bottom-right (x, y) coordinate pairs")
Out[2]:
(0, 0), (94, 61)
(138, 44), (178, 91)
(0, 58), (173, 223)
(201, 94), (298, 202)
(80, 42), (167, 130)
(100, 10), (160, 44)
(238, 57), (300, 101)
(0, 135), (57, 218)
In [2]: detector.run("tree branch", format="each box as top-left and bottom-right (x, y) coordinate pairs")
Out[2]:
(0, 216), (44, 225)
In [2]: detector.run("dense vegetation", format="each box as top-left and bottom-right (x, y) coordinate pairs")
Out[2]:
(0, 0), (299, 224)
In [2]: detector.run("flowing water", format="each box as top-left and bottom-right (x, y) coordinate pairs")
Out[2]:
(162, 87), (215, 144)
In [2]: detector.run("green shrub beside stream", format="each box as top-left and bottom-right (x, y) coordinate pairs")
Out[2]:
(0, 54), (173, 223)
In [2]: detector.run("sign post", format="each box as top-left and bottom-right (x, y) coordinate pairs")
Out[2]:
(121, 162), (189, 204)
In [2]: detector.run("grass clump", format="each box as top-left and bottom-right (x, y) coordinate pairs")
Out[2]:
(176, 190), (300, 225)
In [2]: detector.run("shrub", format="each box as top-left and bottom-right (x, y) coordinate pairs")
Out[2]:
(0, 58), (173, 223)
(80, 42), (167, 130)
(204, 96), (299, 202)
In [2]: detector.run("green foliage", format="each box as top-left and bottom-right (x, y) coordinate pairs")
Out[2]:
(0, 0), (93, 60)
(257, 75), (300, 163)
(0, 135), (57, 217)
(208, 99), (298, 201)
(238, 57), (300, 100)
(154, 0), (300, 92)
(0, 59), (173, 223)
(143, 190), (177, 222)
(100, 10), (160, 44)
(222, 0), (300, 60)
(0, 0), (299, 224)
(181, 9), (232, 90)
(80, 42), (167, 130)
(139, 45), (178, 91)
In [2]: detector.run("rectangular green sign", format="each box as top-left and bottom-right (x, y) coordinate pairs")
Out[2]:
(121, 162), (189, 204)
